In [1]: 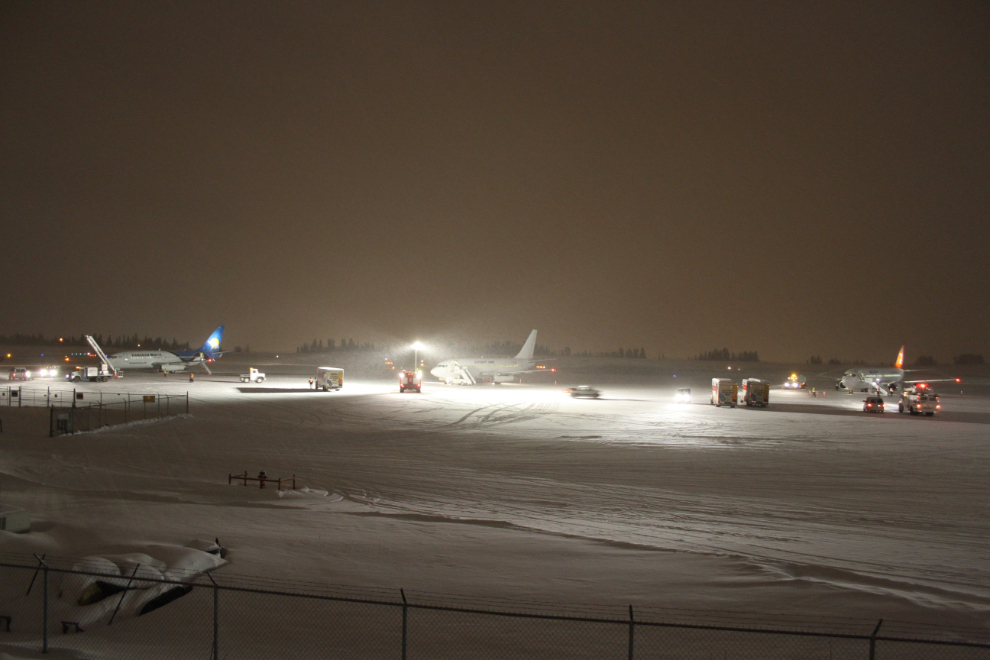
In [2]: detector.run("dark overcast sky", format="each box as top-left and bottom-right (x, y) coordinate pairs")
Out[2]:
(1, 1), (987, 361)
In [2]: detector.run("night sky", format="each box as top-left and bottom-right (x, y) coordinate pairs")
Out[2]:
(2, 1), (987, 362)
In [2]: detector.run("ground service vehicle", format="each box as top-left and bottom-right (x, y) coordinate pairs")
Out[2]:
(9, 367), (30, 380)
(783, 373), (807, 389)
(739, 379), (770, 407)
(863, 396), (885, 413)
(399, 369), (422, 393)
(36, 367), (60, 378)
(899, 387), (939, 416)
(711, 379), (737, 407)
(568, 385), (600, 398)
(240, 368), (266, 383)
(674, 388), (692, 403)
(66, 366), (113, 383)
(316, 367), (343, 391)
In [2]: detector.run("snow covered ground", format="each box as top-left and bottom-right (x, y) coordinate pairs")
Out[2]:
(1, 365), (988, 644)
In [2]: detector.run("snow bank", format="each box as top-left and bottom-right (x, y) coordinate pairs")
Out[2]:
(276, 486), (330, 498)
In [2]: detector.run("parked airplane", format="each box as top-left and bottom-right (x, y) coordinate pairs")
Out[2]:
(837, 344), (958, 394)
(105, 326), (224, 374)
(430, 330), (544, 384)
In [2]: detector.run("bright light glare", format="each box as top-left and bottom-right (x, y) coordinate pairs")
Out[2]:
(412, 341), (424, 350)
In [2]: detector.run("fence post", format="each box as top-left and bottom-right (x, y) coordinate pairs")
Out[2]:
(35, 555), (49, 653)
(208, 572), (219, 660)
(50, 406), (54, 438)
(186, 392), (189, 415)
(869, 618), (883, 660)
(401, 588), (408, 660)
(628, 605), (634, 660)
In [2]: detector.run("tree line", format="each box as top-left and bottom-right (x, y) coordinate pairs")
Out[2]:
(694, 348), (760, 362)
(297, 338), (376, 353)
(0, 333), (190, 350)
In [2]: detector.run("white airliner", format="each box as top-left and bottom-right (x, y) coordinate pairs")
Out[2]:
(837, 344), (958, 394)
(430, 330), (544, 384)
(106, 326), (224, 374)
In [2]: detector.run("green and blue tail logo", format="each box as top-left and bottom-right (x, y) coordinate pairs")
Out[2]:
(200, 325), (224, 357)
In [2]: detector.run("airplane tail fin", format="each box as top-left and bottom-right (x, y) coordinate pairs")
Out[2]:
(515, 330), (538, 361)
(895, 343), (905, 369)
(199, 325), (224, 357)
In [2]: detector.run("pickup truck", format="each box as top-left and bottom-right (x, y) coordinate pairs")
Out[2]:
(240, 368), (266, 383)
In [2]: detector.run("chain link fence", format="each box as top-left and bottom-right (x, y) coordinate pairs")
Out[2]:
(0, 386), (188, 435)
(1, 557), (988, 659)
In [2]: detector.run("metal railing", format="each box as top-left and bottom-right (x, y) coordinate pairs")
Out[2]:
(0, 556), (987, 659)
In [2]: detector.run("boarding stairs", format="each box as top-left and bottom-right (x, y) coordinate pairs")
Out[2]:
(85, 335), (120, 378)
(450, 363), (476, 385)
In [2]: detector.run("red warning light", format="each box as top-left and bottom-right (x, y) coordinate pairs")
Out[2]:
(955, 378), (961, 383)
(551, 368), (556, 372)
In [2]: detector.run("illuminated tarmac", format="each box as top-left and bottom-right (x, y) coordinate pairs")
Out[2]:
(1, 371), (988, 626)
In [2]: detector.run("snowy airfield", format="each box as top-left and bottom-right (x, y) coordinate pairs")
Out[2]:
(1, 362), (989, 638)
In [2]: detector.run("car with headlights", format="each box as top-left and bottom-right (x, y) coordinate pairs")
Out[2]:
(8, 367), (30, 381)
(862, 396), (885, 413)
(566, 385), (600, 399)
(674, 388), (691, 403)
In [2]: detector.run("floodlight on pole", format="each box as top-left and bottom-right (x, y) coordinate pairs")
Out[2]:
(412, 342), (424, 370)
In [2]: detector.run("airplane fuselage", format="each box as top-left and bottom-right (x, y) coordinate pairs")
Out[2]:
(107, 351), (202, 372)
(431, 358), (537, 384)
(840, 368), (904, 393)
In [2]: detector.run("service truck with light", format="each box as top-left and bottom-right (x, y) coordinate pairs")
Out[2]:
(316, 367), (343, 391)
(399, 369), (422, 393)
(898, 385), (940, 416)
(711, 378), (737, 407)
(739, 378), (770, 407)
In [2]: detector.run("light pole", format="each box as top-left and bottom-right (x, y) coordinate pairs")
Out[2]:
(412, 342), (424, 372)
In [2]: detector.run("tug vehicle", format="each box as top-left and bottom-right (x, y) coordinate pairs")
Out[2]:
(783, 373), (807, 389)
(399, 369), (422, 393)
